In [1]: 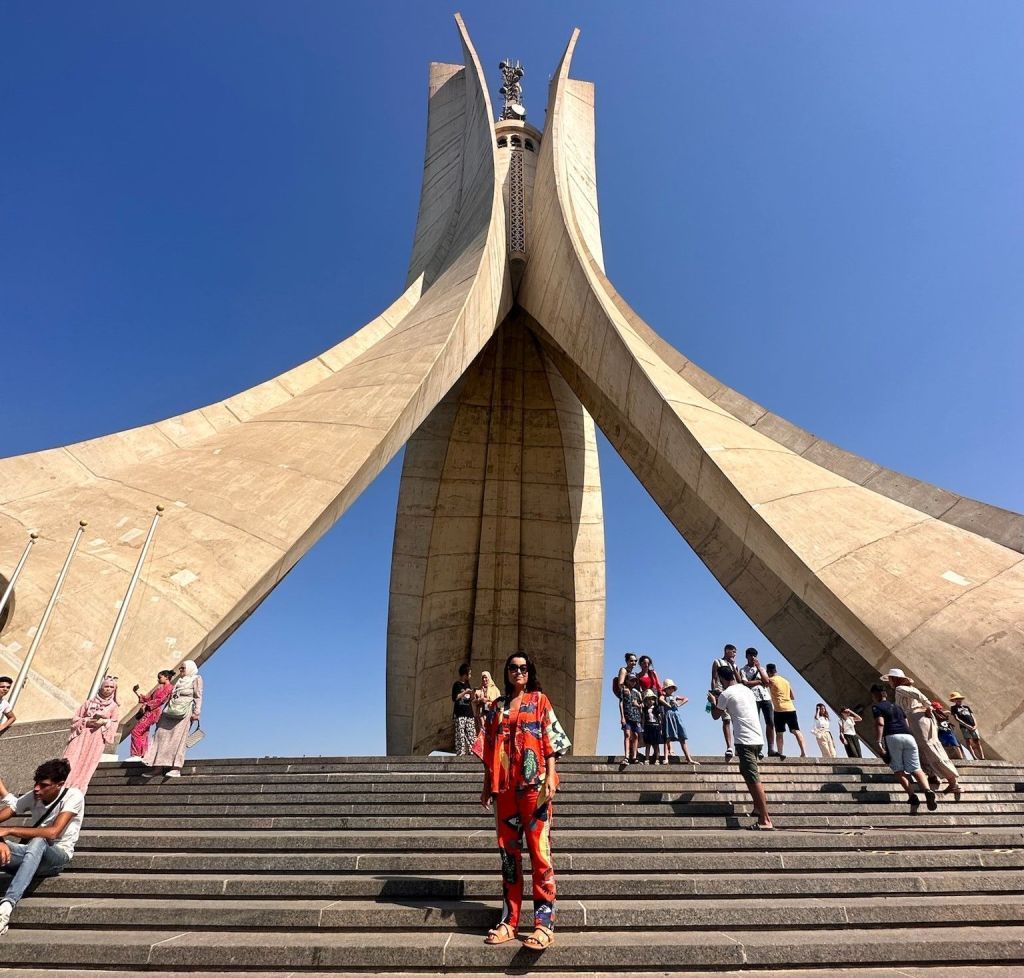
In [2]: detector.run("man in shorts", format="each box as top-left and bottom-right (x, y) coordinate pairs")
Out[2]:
(870, 684), (937, 811)
(710, 644), (741, 761)
(949, 692), (984, 760)
(766, 663), (807, 759)
(710, 667), (773, 830)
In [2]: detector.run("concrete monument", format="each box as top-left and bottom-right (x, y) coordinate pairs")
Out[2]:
(1, 19), (1021, 759)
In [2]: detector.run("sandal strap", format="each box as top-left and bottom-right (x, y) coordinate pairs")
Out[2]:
(524, 925), (555, 946)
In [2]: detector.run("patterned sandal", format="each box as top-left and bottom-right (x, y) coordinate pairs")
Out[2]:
(522, 925), (555, 950)
(484, 922), (517, 945)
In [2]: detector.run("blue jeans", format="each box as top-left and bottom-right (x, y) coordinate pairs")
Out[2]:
(1, 838), (71, 908)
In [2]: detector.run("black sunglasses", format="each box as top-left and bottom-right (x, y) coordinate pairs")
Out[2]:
(507, 664), (529, 674)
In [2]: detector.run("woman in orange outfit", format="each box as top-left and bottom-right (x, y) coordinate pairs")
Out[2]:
(480, 651), (571, 951)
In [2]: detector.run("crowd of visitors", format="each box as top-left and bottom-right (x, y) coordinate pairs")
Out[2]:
(0, 645), (986, 945)
(0, 659), (206, 936)
(453, 644), (985, 949)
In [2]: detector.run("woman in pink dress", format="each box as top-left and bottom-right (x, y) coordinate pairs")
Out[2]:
(63, 675), (120, 792)
(126, 669), (175, 761)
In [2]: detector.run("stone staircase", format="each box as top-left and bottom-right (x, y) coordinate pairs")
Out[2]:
(1, 754), (1022, 976)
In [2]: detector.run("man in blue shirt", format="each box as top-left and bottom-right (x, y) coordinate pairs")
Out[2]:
(870, 684), (937, 812)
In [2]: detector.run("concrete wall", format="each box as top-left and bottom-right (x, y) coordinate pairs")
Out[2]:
(517, 29), (1024, 759)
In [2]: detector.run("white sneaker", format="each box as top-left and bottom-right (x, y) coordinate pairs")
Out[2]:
(164, 770), (181, 778)
(0, 900), (13, 937)
(123, 756), (144, 763)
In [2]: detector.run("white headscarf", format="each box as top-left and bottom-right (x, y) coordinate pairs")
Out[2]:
(174, 660), (199, 691)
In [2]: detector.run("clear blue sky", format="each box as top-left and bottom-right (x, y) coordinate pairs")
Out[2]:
(2, 4), (1021, 759)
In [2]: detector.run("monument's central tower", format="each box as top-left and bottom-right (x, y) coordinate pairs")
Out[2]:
(386, 60), (604, 755)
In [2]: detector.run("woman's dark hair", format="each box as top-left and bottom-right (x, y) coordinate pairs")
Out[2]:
(638, 655), (652, 669)
(34, 758), (71, 785)
(158, 669), (175, 680)
(503, 651), (542, 698)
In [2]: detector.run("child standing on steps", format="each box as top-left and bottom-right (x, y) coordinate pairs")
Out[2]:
(660, 680), (698, 764)
(642, 689), (664, 765)
(618, 673), (643, 765)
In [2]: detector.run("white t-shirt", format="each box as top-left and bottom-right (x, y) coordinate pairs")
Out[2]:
(0, 698), (12, 722)
(715, 684), (763, 746)
(1, 787), (85, 858)
(841, 716), (857, 736)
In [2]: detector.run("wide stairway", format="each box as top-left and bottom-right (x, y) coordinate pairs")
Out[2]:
(1, 754), (1023, 976)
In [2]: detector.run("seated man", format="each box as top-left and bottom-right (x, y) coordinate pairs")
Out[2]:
(0, 758), (85, 937)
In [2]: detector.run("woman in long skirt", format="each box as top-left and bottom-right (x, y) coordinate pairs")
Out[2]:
(145, 661), (203, 778)
(63, 675), (120, 792)
(480, 651), (571, 951)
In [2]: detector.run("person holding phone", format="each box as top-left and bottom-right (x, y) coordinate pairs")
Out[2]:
(479, 651), (571, 952)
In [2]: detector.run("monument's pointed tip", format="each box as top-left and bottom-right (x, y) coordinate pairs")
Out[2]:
(554, 28), (581, 86)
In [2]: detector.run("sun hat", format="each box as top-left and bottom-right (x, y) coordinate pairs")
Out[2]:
(949, 691), (965, 700)
(880, 667), (913, 683)
(663, 678), (678, 691)
(643, 689), (657, 699)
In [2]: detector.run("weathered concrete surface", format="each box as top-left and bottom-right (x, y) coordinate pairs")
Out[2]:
(386, 314), (604, 754)
(0, 16), (511, 728)
(0, 718), (69, 794)
(517, 30), (1024, 759)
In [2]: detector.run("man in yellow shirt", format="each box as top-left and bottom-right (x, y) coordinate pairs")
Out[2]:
(766, 663), (807, 759)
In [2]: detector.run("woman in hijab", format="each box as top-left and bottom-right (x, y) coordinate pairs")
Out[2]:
(144, 660), (203, 779)
(473, 670), (502, 734)
(63, 675), (120, 792)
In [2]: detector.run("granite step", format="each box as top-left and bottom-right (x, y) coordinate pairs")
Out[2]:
(61, 847), (1024, 874)
(0, 925), (1022, 970)
(4, 755), (1021, 974)
(71, 827), (1024, 851)
(76, 790), (1024, 809)
(0, 969), (1019, 978)
(10, 893), (1024, 931)
(75, 814), (1024, 831)
(31, 869), (1024, 900)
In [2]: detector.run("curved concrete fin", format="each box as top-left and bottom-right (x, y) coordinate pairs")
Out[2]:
(0, 16), (511, 726)
(520, 31), (1024, 758)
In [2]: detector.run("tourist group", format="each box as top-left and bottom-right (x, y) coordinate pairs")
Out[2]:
(0, 661), (206, 937)
(451, 647), (984, 949)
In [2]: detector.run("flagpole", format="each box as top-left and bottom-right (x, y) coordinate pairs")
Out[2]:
(9, 521), (87, 708)
(0, 531), (38, 626)
(88, 505), (164, 699)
